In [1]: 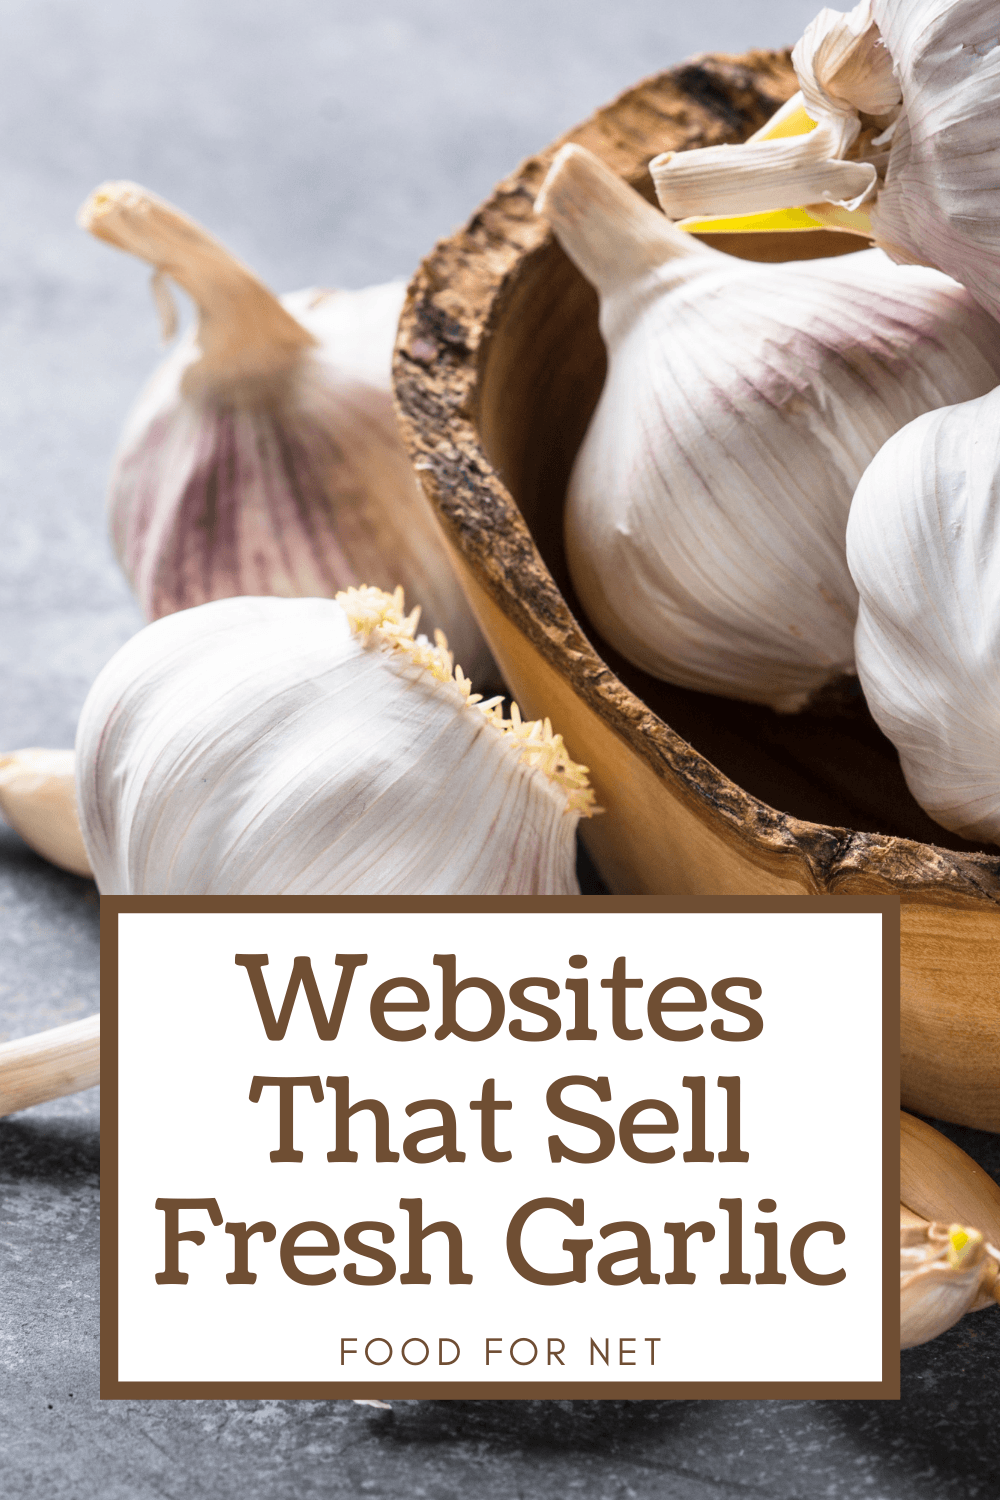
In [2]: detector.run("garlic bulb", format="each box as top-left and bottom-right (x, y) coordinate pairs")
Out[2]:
(79, 182), (492, 679)
(534, 143), (1000, 710)
(651, 1), (1000, 325)
(847, 384), (1000, 842)
(900, 1220), (1000, 1348)
(75, 589), (594, 895)
(0, 749), (91, 876)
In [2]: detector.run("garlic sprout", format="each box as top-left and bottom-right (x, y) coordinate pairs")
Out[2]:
(847, 385), (1000, 842)
(0, 749), (91, 877)
(900, 1220), (1000, 1348)
(651, 1), (1000, 325)
(75, 589), (594, 895)
(79, 182), (492, 680)
(535, 144), (1000, 710)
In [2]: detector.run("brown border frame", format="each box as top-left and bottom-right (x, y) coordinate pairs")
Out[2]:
(100, 894), (900, 1400)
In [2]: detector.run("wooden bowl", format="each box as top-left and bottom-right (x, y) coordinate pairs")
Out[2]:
(392, 50), (1000, 1133)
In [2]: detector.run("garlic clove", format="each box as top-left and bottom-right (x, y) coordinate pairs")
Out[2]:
(75, 588), (594, 896)
(900, 1111), (1000, 1251)
(535, 143), (1000, 711)
(78, 182), (493, 681)
(897, 1116), (1000, 1345)
(900, 1220), (1000, 1348)
(0, 749), (92, 877)
(847, 384), (1000, 843)
(652, 2), (1000, 324)
(651, 2), (895, 223)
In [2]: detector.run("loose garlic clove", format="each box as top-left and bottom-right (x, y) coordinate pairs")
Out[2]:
(900, 1111), (1000, 1249)
(535, 144), (1000, 710)
(0, 750), (92, 877)
(898, 1115), (1000, 1346)
(75, 588), (595, 896)
(78, 183), (493, 681)
(900, 1221), (1000, 1348)
(847, 385), (1000, 842)
(652, 3), (894, 226)
(653, 2), (1000, 324)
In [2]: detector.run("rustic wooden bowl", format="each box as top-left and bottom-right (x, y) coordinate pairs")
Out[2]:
(392, 50), (1000, 1133)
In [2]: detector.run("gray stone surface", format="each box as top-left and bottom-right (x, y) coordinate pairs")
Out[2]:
(2, 0), (1000, 1494)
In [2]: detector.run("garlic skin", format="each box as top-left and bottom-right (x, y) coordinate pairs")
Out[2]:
(535, 144), (1000, 711)
(900, 1220), (1000, 1348)
(847, 385), (1000, 842)
(651, 1), (1000, 324)
(652, 2), (898, 224)
(75, 590), (593, 896)
(0, 750), (92, 877)
(79, 183), (492, 680)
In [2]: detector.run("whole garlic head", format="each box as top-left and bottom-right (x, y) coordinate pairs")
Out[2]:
(900, 1219), (1000, 1348)
(79, 183), (492, 680)
(847, 384), (1000, 842)
(651, 1), (1000, 325)
(75, 589), (594, 896)
(535, 144), (1000, 711)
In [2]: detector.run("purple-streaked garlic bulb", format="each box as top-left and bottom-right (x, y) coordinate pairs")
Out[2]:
(79, 182), (492, 680)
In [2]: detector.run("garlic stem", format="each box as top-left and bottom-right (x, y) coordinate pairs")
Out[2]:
(535, 144), (717, 302)
(79, 181), (315, 393)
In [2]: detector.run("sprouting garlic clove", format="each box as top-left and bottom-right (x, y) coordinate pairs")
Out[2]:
(74, 588), (595, 896)
(900, 1220), (1000, 1348)
(846, 385), (1000, 843)
(652, 2), (1000, 322)
(534, 143), (1000, 711)
(78, 182), (494, 682)
(0, 750), (92, 877)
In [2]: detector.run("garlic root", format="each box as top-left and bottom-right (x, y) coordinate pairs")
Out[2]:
(78, 182), (494, 681)
(0, 749), (92, 877)
(76, 588), (593, 896)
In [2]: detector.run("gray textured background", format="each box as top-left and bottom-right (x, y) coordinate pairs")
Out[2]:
(3, 2), (1000, 1495)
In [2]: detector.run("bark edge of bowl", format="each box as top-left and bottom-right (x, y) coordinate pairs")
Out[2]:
(392, 49), (1000, 1132)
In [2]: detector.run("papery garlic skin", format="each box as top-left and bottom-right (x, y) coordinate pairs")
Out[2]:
(75, 592), (590, 896)
(536, 145), (1000, 711)
(900, 1220), (1000, 1348)
(80, 184), (492, 681)
(869, 0), (1000, 321)
(0, 749), (92, 877)
(652, 1), (1000, 324)
(848, 385), (1000, 841)
(652, 2), (898, 223)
